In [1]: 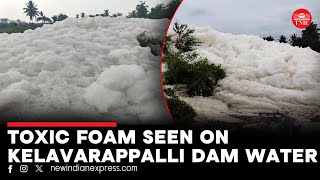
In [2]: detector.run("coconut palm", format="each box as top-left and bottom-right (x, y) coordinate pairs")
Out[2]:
(278, 35), (287, 43)
(263, 36), (274, 41)
(301, 22), (320, 52)
(290, 34), (302, 47)
(23, 1), (40, 22)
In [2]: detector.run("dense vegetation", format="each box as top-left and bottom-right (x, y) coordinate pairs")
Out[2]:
(77, 0), (181, 19)
(128, 0), (181, 19)
(0, 19), (43, 34)
(164, 52), (226, 97)
(164, 22), (226, 97)
(167, 96), (196, 125)
(263, 22), (320, 53)
(163, 22), (227, 124)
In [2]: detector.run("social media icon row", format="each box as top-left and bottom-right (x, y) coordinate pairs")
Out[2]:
(8, 165), (43, 173)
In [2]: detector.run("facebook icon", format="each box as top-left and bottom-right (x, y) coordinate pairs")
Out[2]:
(8, 165), (12, 174)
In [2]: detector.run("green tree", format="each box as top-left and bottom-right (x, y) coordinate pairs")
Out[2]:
(23, 1), (40, 22)
(263, 36), (274, 41)
(278, 35), (287, 43)
(164, 52), (226, 97)
(163, 0), (181, 19)
(0, 18), (9, 23)
(36, 11), (52, 24)
(39, 11), (43, 18)
(51, 15), (58, 23)
(301, 22), (320, 52)
(103, 10), (109, 17)
(167, 97), (196, 125)
(172, 22), (202, 53)
(44, 17), (52, 23)
(163, 23), (226, 97)
(51, 14), (68, 23)
(7, 22), (24, 34)
(136, 1), (148, 18)
(127, 10), (138, 18)
(37, 16), (51, 23)
(111, 13), (123, 17)
(188, 58), (226, 96)
(290, 34), (302, 47)
(57, 14), (68, 21)
(148, 4), (165, 19)
(163, 52), (193, 84)
(36, 12), (43, 23)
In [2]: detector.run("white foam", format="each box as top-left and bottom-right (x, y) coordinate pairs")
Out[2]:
(0, 17), (170, 123)
(169, 25), (320, 121)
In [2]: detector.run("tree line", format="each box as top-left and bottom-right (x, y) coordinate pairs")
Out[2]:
(23, 1), (68, 23)
(263, 22), (320, 53)
(76, 0), (181, 19)
(0, 0), (182, 34)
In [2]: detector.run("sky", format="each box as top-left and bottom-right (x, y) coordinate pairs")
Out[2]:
(0, 0), (164, 21)
(174, 0), (320, 38)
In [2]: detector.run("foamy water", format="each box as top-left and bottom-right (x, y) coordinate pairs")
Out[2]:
(170, 25), (320, 122)
(0, 17), (170, 124)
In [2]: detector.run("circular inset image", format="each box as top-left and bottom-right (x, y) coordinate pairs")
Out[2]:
(162, 0), (320, 132)
(292, 8), (312, 29)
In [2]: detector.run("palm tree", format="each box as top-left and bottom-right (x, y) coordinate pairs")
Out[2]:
(127, 10), (138, 18)
(23, 1), (40, 22)
(263, 36), (274, 41)
(290, 34), (302, 47)
(290, 34), (297, 45)
(173, 22), (202, 53)
(301, 22), (320, 52)
(103, 10), (109, 17)
(278, 35), (287, 43)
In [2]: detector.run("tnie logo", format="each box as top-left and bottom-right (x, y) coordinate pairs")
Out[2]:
(292, 8), (312, 29)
